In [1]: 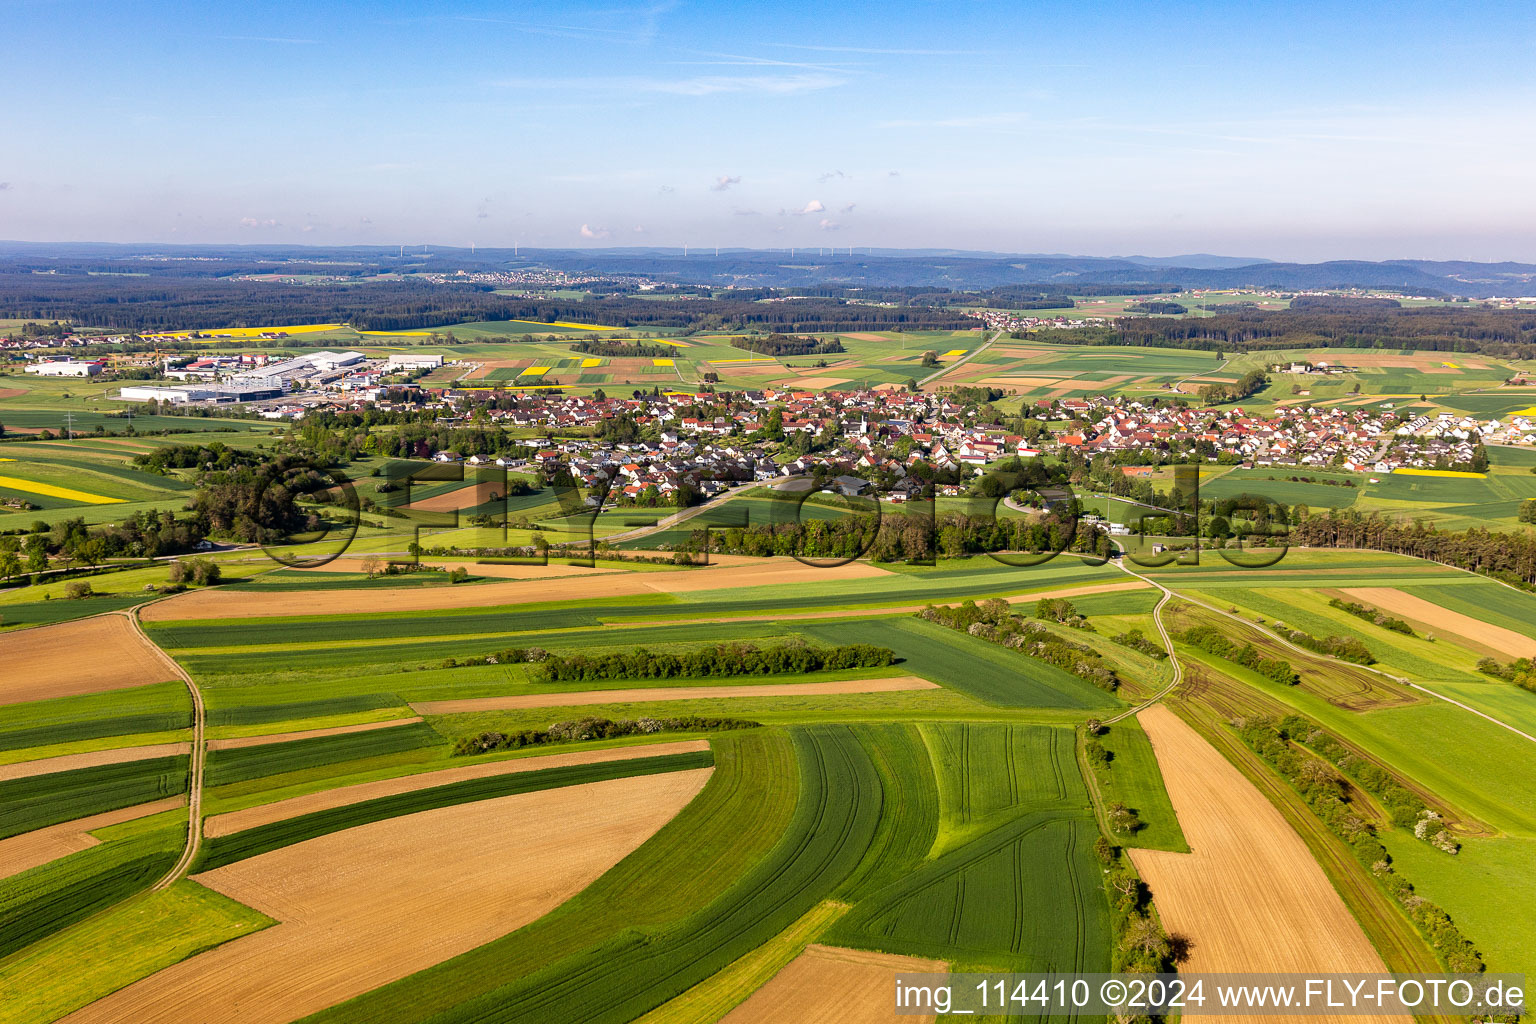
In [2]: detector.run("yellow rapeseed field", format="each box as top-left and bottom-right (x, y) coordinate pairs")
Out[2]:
(519, 366), (552, 377)
(942, 349), (968, 358)
(653, 358), (674, 367)
(0, 475), (123, 503)
(1393, 468), (1486, 479)
(140, 323), (344, 340)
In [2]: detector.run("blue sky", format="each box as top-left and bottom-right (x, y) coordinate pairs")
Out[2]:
(4, 0), (1535, 260)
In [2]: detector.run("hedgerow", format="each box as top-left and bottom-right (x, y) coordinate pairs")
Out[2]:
(1175, 624), (1298, 685)
(452, 715), (758, 756)
(536, 642), (893, 682)
(1235, 716), (1482, 973)
(920, 598), (1119, 691)
(1329, 597), (1416, 635)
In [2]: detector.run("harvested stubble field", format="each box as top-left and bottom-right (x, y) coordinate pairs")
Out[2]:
(1338, 586), (1536, 659)
(141, 557), (895, 621)
(203, 738), (711, 839)
(0, 797), (185, 881)
(0, 615), (182, 704)
(1128, 706), (1406, 1024)
(719, 944), (945, 1024)
(61, 769), (713, 1024)
(410, 677), (938, 716)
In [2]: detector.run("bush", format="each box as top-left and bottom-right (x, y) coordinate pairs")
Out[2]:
(63, 580), (94, 599)
(452, 715), (758, 756)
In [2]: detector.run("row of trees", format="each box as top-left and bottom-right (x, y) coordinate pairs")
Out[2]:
(537, 641), (895, 682)
(696, 509), (1109, 564)
(1175, 624), (1299, 685)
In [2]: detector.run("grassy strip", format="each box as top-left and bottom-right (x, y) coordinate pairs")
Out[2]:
(197, 749), (714, 872)
(304, 730), (799, 1024)
(1083, 719), (1189, 853)
(202, 721), (444, 787)
(0, 756), (188, 840)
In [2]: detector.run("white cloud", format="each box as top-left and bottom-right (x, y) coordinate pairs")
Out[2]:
(579, 223), (611, 239)
(817, 170), (847, 183)
(238, 217), (279, 229)
(818, 218), (840, 231)
(732, 207), (761, 216)
(711, 175), (742, 191)
(799, 200), (825, 215)
(840, 202), (856, 214)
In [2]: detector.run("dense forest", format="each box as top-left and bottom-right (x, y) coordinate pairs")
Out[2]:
(728, 333), (845, 356)
(0, 271), (975, 333)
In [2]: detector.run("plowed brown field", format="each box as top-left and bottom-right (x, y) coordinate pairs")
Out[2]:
(411, 677), (939, 717)
(1129, 705), (1405, 1023)
(62, 768), (712, 1024)
(203, 738), (710, 838)
(0, 615), (182, 704)
(141, 557), (893, 621)
(721, 945), (944, 1023)
(1338, 587), (1536, 659)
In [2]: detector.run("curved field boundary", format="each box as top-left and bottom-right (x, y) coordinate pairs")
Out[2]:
(411, 677), (938, 716)
(720, 945), (946, 1024)
(466, 726), (885, 1024)
(0, 613), (182, 705)
(0, 742), (190, 782)
(0, 797), (185, 882)
(197, 749), (714, 872)
(205, 717), (422, 752)
(204, 738), (711, 839)
(60, 770), (713, 1024)
(302, 731), (799, 1024)
(1128, 705), (1407, 1020)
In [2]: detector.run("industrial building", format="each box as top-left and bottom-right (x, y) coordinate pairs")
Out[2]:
(384, 353), (444, 371)
(25, 360), (103, 377)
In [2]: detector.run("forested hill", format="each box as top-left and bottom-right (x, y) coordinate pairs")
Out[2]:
(2, 242), (1535, 296)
